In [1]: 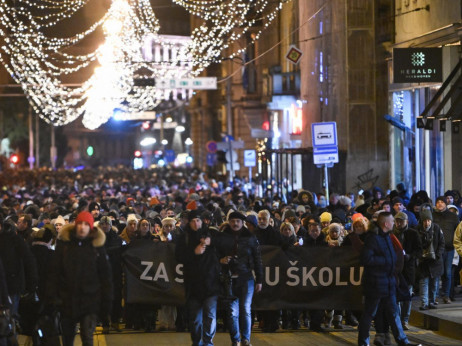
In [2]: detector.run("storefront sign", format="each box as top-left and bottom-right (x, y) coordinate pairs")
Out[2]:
(393, 48), (442, 83)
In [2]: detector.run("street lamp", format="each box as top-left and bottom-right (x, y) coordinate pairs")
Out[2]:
(140, 137), (156, 146)
(176, 125), (185, 133)
(185, 137), (193, 146)
(161, 139), (168, 145)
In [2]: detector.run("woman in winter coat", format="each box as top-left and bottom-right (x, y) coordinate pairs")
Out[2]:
(417, 209), (444, 310)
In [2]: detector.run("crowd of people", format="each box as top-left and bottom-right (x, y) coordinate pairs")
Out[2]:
(0, 167), (461, 346)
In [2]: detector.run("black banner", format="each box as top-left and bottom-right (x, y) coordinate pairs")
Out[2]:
(393, 48), (442, 83)
(123, 242), (364, 310)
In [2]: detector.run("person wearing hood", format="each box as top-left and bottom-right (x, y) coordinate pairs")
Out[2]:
(47, 211), (113, 346)
(417, 209), (444, 310)
(432, 196), (459, 304)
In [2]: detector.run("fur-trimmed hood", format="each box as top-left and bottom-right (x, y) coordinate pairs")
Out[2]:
(59, 223), (106, 248)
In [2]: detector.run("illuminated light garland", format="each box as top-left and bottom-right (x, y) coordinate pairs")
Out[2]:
(0, 0), (290, 127)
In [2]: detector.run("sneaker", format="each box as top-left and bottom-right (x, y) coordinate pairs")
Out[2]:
(242, 340), (252, 346)
(333, 321), (343, 329)
(443, 297), (452, 304)
(346, 317), (359, 327)
(429, 303), (438, 309)
(402, 322), (410, 330)
(374, 333), (384, 346)
(419, 305), (429, 311)
(384, 333), (391, 345)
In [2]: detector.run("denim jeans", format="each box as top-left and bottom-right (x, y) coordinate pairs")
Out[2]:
(399, 285), (413, 323)
(441, 249), (454, 299)
(61, 314), (97, 346)
(188, 295), (218, 346)
(419, 276), (438, 307)
(228, 278), (255, 343)
(358, 295), (408, 346)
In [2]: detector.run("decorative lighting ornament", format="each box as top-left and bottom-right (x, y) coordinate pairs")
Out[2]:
(0, 0), (291, 128)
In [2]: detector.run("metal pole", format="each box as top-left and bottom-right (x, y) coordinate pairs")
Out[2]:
(35, 115), (39, 167)
(28, 107), (33, 169)
(226, 77), (232, 137)
(228, 139), (234, 184)
(50, 124), (56, 169)
(324, 164), (330, 206)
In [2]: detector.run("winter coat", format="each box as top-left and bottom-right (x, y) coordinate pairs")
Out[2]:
(0, 230), (38, 296)
(103, 227), (123, 292)
(417, 223), (444, 279)
(0, 258), (9, 307)
(30, 243), (53, 301)
(255, 225), (282, 246)
(280, 234), (297, 250)
(175, 226), (221, 301)
(303, 231), (328, 247)
(432, 208), (459, 250)
(454, 221), (462, 256)
(403, 210), (418, 229)
(360, 223), (397, 298)
(215, 226), (263, 285)
(393, 226), (422, 286)
(47, 224), (113, 319)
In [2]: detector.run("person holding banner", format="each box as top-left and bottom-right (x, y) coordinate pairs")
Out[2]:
(216, 211), (263, 346)
(358, 212), (418, 346)
(175, 209), (221, 346)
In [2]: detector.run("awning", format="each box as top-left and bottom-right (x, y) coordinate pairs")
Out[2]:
(420, 59), (462, 121)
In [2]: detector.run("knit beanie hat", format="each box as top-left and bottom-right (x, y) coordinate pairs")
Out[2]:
(320, 212), (332, 223)
(161, 217), (176, 226)
(420, 209), (433, 221)
(53, 215), (65, 226)
(127, 214), (138, 224)
(75, 211), (94, 230)
(435, 196), (446, 205)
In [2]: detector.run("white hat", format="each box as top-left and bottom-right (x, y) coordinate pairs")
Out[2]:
(127, 214), (138, 223)
(53, 215), (65, 226)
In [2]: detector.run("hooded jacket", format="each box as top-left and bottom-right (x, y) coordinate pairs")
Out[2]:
(47, 223), (113, 319)
(417, 222), (444, 279)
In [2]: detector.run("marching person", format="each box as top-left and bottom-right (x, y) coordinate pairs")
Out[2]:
(47, 211), (113, 346)
(175, 210), (221, 346)
(358, 212), (418, 346)
(217, 211), (263, 346)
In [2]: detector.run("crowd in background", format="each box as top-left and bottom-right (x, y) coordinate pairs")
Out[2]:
(0, 167), (461, 346)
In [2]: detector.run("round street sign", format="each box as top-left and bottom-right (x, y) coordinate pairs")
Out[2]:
(206, 140), (217, 153)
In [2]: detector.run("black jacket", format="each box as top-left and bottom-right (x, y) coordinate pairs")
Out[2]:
(47, 224), (113, 319)
(30, 243), (53, 301)
(393, 226), (422, 286)
(103, 227), (124, 291)
(0, 258), (9, 307)
(0, 230), (38, 295)
(216, 226), (263, 285)
(303, 231), (328, 247)
(432, 209), (459, 250)
(255, 225), (281, 246)
(175, 226), (221, 301)
(417, 223), (444, 279)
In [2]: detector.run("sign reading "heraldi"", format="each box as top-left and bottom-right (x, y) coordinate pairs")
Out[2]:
(393, 48), (442, 83)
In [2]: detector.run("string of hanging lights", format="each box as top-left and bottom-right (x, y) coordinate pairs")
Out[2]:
(0, 0), (291, 128)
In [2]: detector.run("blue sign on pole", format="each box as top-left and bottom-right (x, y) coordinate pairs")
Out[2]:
(165, 150), (176, 163)
(206, 153), (217, 166)
(311, 122), (338, 148)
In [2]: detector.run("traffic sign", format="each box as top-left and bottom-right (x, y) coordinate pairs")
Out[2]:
(165, 150), (176, 163)
(206, 153), (217, 166)
(311, 122), (337, 148)
(313, 147), (339, 165)
(206, 141), (217, 153)
(244, 150), (257, 167)
(217, 140), (244, 150)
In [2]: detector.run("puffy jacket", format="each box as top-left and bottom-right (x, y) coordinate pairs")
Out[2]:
(175, 226), (221, 301)
(417, 223), (444, 279)
(255, 225), (282, 246)
(47, 224), (113, 319)
(360, 223), (396, 298)
(30, 243), (53, 301)
(432, 209), (459, 250)
(216, 226), (263, 285)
